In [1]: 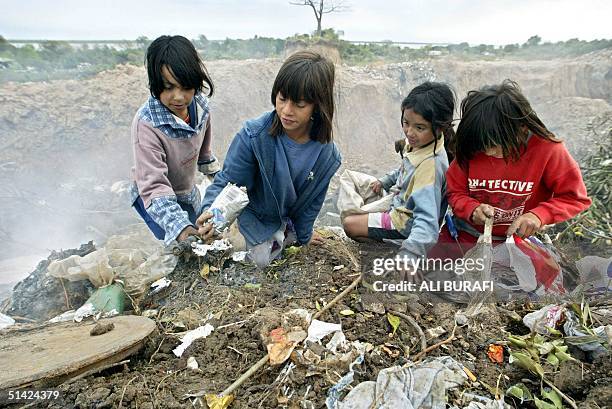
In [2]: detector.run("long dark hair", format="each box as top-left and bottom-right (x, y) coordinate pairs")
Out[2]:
(146, 35), (214, 99)
(455, 79), (559, 169)
(270, 51), (335, 143)
(401, 81), (456, 161)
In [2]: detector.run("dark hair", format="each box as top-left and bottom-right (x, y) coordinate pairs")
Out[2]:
(145, 35), (214, 99)
(270, 51), (335, 143)
(454, 79), (559, 169)
(401, 82), (456, 161)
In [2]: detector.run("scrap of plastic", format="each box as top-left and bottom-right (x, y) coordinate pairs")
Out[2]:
(337, 356), (468, 409)
(186, 356), (199, 371)
(325, 353), (364, 409)
(307, 319), (342, 342)
(231, 251), (249, 262)
(150, 277), (172, 294)
(173, 323), (215, 357)
(0, 312), (15, 329)
(48, 310), (76, 323)
(326, 331), (348, 354)
(563, 311), (609, 357)
(576, 256), (612, 292)
(208, 183), (249, 234)
(192, 239), (233, 257)
(522, 304), (567, 335)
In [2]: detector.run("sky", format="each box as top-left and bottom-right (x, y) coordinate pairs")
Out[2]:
(1, 0), (611, 45)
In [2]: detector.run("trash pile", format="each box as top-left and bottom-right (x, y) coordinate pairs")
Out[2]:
(0, 222), (610, 408)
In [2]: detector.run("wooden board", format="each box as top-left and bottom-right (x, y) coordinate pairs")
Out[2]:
(0, 315), (156, 389)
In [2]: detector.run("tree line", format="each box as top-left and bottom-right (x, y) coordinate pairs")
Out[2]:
(1, 32), (610, 83)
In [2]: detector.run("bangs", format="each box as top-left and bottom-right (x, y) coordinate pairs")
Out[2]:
(273, 61), (318, 103)
(158, 48), (203, 91)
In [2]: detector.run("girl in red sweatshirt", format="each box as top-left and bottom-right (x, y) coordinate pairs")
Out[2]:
(440, 80), (591, 256)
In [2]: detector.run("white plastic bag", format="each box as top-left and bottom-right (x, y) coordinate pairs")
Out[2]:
(337, 170), (394, 220)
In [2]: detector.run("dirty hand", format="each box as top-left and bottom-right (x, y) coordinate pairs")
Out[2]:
(371, 180), (383, 194)
(506, 212), (542, 238)
(309, 230), (325, 246)
(177, 225), (200, 242)
(471, 204), (495, 225)
(196, 212), (215, 242)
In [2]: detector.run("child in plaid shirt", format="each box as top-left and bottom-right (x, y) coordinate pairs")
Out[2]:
(130, 35), (219, 245)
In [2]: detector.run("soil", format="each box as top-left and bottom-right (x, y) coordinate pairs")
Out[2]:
(2, 234), (610, 408)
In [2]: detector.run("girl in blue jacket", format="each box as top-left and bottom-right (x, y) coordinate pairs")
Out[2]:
(197, 51), (341, 268)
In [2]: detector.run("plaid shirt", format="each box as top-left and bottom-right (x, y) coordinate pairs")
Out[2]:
(131, 93), (209, 244)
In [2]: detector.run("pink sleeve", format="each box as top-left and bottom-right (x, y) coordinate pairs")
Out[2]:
(133, 120), (174, 208)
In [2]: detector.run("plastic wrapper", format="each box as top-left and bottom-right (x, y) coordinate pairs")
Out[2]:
(208, 183), (249, 234)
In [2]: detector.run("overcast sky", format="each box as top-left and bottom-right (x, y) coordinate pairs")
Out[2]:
(2, 0), (611, 45)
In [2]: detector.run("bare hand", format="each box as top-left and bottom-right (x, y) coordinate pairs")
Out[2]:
(471, 204), (495, 225)
(371, 180), (383, 195)
(177, 225), (199, 242)
(506, 212), (542, 238)
(309, 231), (325, 246)
(196, 212), (215, 242)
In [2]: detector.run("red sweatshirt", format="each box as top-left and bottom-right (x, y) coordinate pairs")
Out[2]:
(447, 136), (591, 238)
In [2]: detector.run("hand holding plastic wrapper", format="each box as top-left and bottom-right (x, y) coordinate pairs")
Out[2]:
(208, 183), (249, 234)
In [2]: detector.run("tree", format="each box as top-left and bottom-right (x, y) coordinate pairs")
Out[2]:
(289, 0), (349, 37)
(524, 35), (542, 48)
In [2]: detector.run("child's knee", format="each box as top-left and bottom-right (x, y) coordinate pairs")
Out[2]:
(342, 216), (360, 239)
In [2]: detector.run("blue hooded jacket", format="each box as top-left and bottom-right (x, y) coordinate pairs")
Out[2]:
(201, 111), (341, 245)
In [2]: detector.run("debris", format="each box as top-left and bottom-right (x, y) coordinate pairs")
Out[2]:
(186, 356), (199, 371)
(200, 263), (210, 278)
(333, 264), (345, 271)
(149, 277), (171, 295)
(523, 304), (567, 335)
(325, 353), (365, 408)
(339, 309), (354, 316)
(307, 319), (342, 342)
(575, 256), (612, 293)
(325, 331), (348, 354)
(487, 344), (504, 364)
(191, 239), (232, 257)
(426, 326), (447, 339)
(0, 312), (15, 329)
(172, 324), (215, 357)
(205, 393), (235, 409)
(455, 312), (468, 326)
(90, 321), (115, 336)
(337, 356), (468, 408)
(208, 183), (249, 234)
(142, 309), (158, 319)
(48, 310), (76, 323)
(74, 282), (125, 322)
(231, 251), (249, 262)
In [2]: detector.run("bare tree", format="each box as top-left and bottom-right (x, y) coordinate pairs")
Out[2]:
(289, 0), (349, 37)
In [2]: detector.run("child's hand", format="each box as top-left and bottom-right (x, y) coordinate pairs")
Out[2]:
(196, 212), (215, 242)
(371, 180), (383, 194)
(506, 212), (542, 238)
(177, 225), (199, 242)
(470, 204), (495, 225)
(309, 230), (325, 246)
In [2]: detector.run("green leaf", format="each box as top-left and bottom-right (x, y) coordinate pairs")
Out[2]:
(284, 246), (301, 256)
(510, 352), (545, 378)
(537, 342), (555, 355)
(546, 353), (560, 368)
(541, 388), (563, 409)
(545, 326), (562, 336)
(508, 335), (527, 348)
(554, 349), (574, 363)
(387, 313), (400, 335)
(534, 397), (557, 409)
(506, 383), (533, 403)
